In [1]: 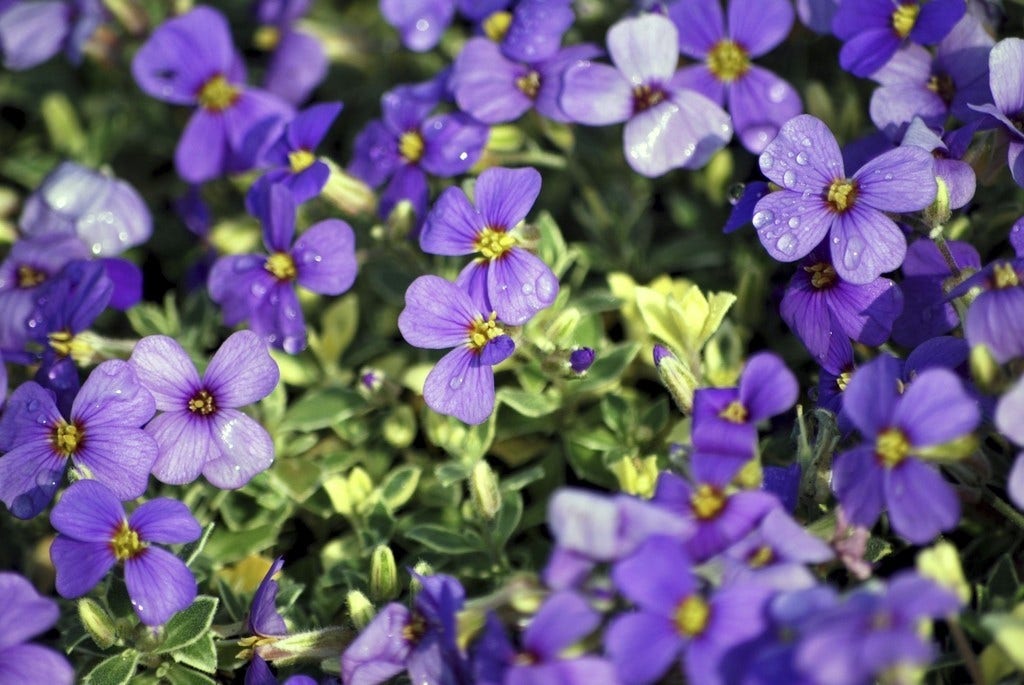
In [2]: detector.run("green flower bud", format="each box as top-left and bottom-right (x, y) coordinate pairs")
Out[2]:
(970, 343), (999, 392)
(370, 545), (399, 602)
(923, 176), (951, 229)
(653, 345), (697, 413)
(346, 590), (375, 631)
(470, 460), (502, 520)
(321, 159), (376, 216)
(78, 597), (117, 649)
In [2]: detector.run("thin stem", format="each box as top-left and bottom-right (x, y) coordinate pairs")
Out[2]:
(982, 487), (1024, 533)
(948, 617), (983, 685)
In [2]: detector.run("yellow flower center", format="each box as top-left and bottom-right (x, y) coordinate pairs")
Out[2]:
(719, 400), (748, 424)
(254, 25), (281, 51)
(674, 595), (711, 637)
(826, 179), (857, 213)
(805, 262), (838, 289)
(399, 130), (425, 164)
(632, 84), (666, 113)
(690, 484), (727, 520)
(891, 3), (920, 39)
(836, 370), (852, 391)
(48, 330), (92, 364)
(483, 11), (513, 41)
(17, 264), (46, 288)
(52, 421), (82, 457)
(264, 252), (297, 281)
(748, 545), (775, 568)
(110, 521), (147, 562)
(188, 389), (217, 416)
(402, 613), (427, 643)
(467, 312), (505, 352)
(288, 149), (316, 174)
(876, 427), (911, 468)
(993, 262), (1020, 289)
(707, 39), (750, 83)
(475, 227), (517, 260)
(516, 70), (541, 99)
(927, 73), (955, 105)
(198, 74), (240, 112)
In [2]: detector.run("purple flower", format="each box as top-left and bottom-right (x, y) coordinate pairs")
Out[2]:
(723, 181), (770, 233)
(341, 573), (469, 685)
(559, 13), (732, 177)
(350, 77), (488, 223)
(397, 275), (516, 424)
(958, 259), (1024, 363)
(780, 247), (902, 365)
(604, 535), (773, 685)
(970, 38), (1024, 186)
(255, 0), (327, 106)
(131, 6), (292, 183)
(419, 166), (558, 325)
(127, 330), (279, 488)
(50, 479), (201, 626)
(245, 654), (316, 685)
(0, 359), (157, 519)
(667, 0), (801, 153)
(995, 376), (1024, 510)
(832, 0), (966, 78)
(247, 557), (288, 638)
(379, 0), (455, 52)
(752, 114), (937, 283)
(721, 508), (833, 591)
(831, 354), (979, 543)
(0, 0), (102, 70)
(900, 118), (977, 208)
(0, 572), (73, 684)
(568, 347), (595, 374)
(796, 0), (839, 34)
(208, 185), (358, 353)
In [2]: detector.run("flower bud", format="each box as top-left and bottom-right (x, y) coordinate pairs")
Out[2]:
(653, 345), (697, 413)
(568, 347), (596, 375)
(923, 176), (951, 229)
(916, 540), (970, 605)
(370, 546), (399, 602)
(79, 597), (117, 649)
(321, 159), (377, 216)
(470, 460), (502, 520)
(969, 343), (999, 392)
(346, 590), (375, 631)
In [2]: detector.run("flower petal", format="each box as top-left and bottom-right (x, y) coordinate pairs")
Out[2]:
(612, 536), (695, 612)
(607, 13), (679, 85)
(398, 275), (478, 349)
(853, 146), (937, 212)
(988, 37), (1024, 116)
(451, 38), (531, 125)
(422, 347), (495, 425)
(559, 62), (632, 125)
(146, 412), (212, 485)
(739, 352), (798, 421)
(604, 612), (681, 685)
(293, 220), (358, 295)
(420, 186), (484, 256)
(203, 409), (274, 488)
(0, 643), (73, 685)
(486, 248), (558, 326)
(203, 331), (280, 409)
(667, 0), (724, 59)
(475, 167), (542, 231)
(129, 498), (202, 544)
(729, 0), (794, 57)
(729, 66), (802, 154)
(72, 359), (156, 429)
(175, 111), (229, 184)
(50, 537), (114, 599)
(624, 92), (731, 177)
(0, 574), (59, 648)
(843, 354), (901, 436)
(523, 592), (600, 659)
(72, 425), (158, 501)
(830, 205), (907, 284)
(759, 114), (843, 194)
(832, 445), (885, 529)
(0, 441), (65, 519)
(128, 336), (201, 411)
(124, 547), (197, 626)
(885, 459), (959, 544)
(752, 190), (833, 263)
(895, 368), (979, 447)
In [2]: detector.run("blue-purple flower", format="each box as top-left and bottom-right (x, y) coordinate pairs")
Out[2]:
(0, 0), (102, 70)
(969, 37), (1024, 186)
(958, 259), (1024, 363)
(127, 330), (279, 488)
(995, 376), (1024, 510)
(247, 557), (288, 639)
(0, 572), (74, 684)
(254, 0), (327, 106)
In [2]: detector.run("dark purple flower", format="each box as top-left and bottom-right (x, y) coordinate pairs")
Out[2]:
(604, 535), (773, 685)
(995, 376), (1024, 510)
(753, 114), (937, 283)
(831, 354), (979, 543)
(761, 462), (801, 511)
(127, 330), (279, 488)
(723, 181), (770, 233)
(255, 0), (327, 106)
(397, 275), (516, 424)
(970, 38), (1024, 186)
(0, 359), (157, 519)
(350, 78), (488, 223)
(0, 0), (102, 70)
(796, 0), (839, 34)
(559, 13), (732, 177)
(245, 654), (317, 685)
(568, 347), (595, 374)
(419, 166), (558, 325)
(208, 185), (358, 353)
(0, 572), (73, 684)
(780, 247), (902, 365)
(832, 0), (966, 78)
(341, 573), (469, 685)
(247, 557), (288, 638)
(667, 0), (801, 153)
(131, 6), (292, 183)
(958, 259), (1024, 363)
(50, 480), (201, 626)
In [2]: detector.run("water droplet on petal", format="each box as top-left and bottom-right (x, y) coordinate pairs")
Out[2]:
(801, 137), (812, 147)
(449, 376), (463, 389)
(775, 233), (798, 255)
(795, 152), (809, 166)
(752, 210), (774, 229)
(843, 235), (866, 271)
(728, 183), (746, 205)
(788, 217), (800, 228)
(783, 170), (796, 186)
(761, 152), (774, 170)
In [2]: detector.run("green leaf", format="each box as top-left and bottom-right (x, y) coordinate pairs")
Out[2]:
(379, 465), (422, 512)
(988, 554), (1021, 599)
(497, 389), (560, 418)
(982, 612), (1024, 670)
(162, 663), (218, 685)
(573, 343), (640, 394)
(317, 293), (360, 366)
(491, 491), (523, 547)
(154, 596), (218, 654)
(82, 650), (139, 685)
(405, 524), (484, 554)
(203, 524), (280, 565)
(281, 387), (368, 432)
(182, 523), (215, 567)
(171, 633), (217, 674)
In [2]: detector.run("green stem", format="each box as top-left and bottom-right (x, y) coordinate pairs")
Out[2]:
(948, 617), (983, 685)
(983, 487), (1024, 533)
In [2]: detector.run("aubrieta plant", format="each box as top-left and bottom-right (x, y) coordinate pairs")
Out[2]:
(8, 0), (1024, 683)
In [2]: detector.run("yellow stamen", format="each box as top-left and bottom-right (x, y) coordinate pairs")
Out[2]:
(288, 149), (316, 174)
(927, 73), (954, 105)
(836, 370), (852, 391)
(402, 613), (427, 643)
(198, 75), (240, 112)
(748, 545), (775, 568)
(399, 130), (425, 164)
(632, 84), (666, 112)
(690, 484), (726, 520)
(475, 227), (517, 260)
(719, 400), (748, 424)
(805, 262), (838, 289)
(827, 179), (857, 213)
(674, 595), (711, 637)
(48, 331), (92, 364)
(993, 262), (1020, 289)
(876, 427), (911, 468)
(467, 312), (505, 352)
(52, 422), (82, 457)
(483, 11), (513, 42)
(110, 521), (146, 562)
(264, 252), (297, 281)
(516, 70), (541, 99)
(891, 4), (920, 39)
(254, 25), (280, 51)
(17, 264), (46, 288)
(187, 389), (217, 416)
(707, 39), (750, 83)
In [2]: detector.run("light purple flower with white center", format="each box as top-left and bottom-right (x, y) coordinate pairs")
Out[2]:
(0, 572), (73, 684)
(969, 37), (1024, 186)
(49, 479), (201, 626)
(667, 0), (802, 153)
(419, 166), (558, 326)
(398, 275), (516, 425)
(559, 13), (732, 177)
(127, 330), (279, 488)
(0, 360), (157, 520)
(752, 114), (937, 284)
(995, 376), (1024, 510)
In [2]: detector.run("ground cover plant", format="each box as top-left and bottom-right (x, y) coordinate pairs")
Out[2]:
(3, 0), (1024, 683)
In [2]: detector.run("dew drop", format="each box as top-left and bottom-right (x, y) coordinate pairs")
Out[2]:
(449, 376), (463, 389)
(761, 152), (774, 170)
(775, 233), (798, 255)
(801, 137), (812, 147)
(783, 170), (796, 186)
(752, 210), (774, 229)
(788, 217), (800, 228)
(843, 235), (866, 271)
(884, 173), (893, 180)
(26, 399), (39, 412)
(795, 151), (809, 166)
(728, 183), (746, 205)
(521, 282), (534, 295)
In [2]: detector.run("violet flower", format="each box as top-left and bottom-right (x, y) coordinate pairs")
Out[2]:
(752, 114), (937, 284)
(247, 557), (288, 638)
(208, 184), (358, 354)
(245, 655), (316, 685)
(419, 166), (558, 325)
(721, 508), (833, 591)
(0, 0), (102, 70)
(779, 246), (902, 365)
(0, 359), (157, 519)
(969, 38), (1024, 186)
(397, 275), (516, 424)
(131, 6), (292, 183)
(0, 572), (74, 684)
(831, 354), (979, 543)
(795, 0), (839, 34)
(379, 0), (455, 52)
(832, 0), (965, 78)
(995, 376), (1024, 510)
(127, 330), (279, 488)
(50, 479), (201, 626)
(957, 259), (1024, 363)
(900, 118), (977, 208)
(254, 0), (327, 106)
(559, 13), (732, 177)
(666, 0), (801, 153)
